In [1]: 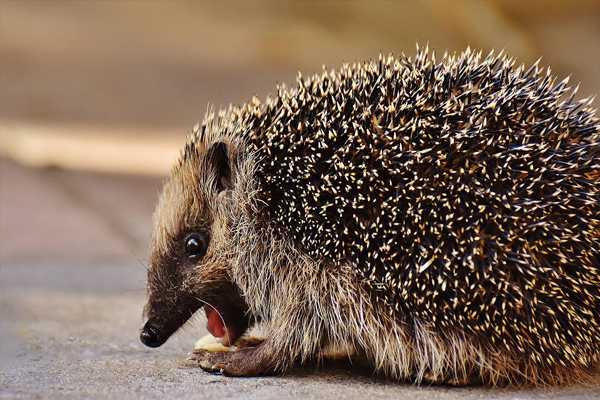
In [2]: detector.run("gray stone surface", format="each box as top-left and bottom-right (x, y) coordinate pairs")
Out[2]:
(1, 159), (600, 399)
(2, 266), (600, 400)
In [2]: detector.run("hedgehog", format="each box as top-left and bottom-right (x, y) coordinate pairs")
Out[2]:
(140, 47), (600, 386)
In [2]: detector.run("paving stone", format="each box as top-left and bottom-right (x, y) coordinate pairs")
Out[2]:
(0, 159), (133, 263)
(42, 166), (165, 258)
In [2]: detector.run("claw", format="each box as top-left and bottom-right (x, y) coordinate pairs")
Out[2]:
(187, 348), (207, 361)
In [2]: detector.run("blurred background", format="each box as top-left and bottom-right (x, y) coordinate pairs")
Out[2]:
(1, 1), (600, 397)
(2, 1), (600, 176)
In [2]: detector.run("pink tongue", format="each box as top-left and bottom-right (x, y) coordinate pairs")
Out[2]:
(206, 307), (232, 345)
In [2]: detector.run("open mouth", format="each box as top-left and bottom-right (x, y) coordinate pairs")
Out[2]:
(141, 283), (252, 349)
(204, 298), (250, 346)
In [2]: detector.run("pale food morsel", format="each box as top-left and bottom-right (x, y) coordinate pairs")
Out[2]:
(195, 334), (231, 352)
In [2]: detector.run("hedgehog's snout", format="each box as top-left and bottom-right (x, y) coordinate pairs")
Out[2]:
(140, 321), (162, 348)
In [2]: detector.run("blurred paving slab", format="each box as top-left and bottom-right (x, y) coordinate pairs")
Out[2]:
(41, 166), (165, 259)
(0, 158), (163, 263)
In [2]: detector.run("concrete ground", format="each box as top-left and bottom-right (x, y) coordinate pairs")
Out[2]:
(1, 157), (600, 399)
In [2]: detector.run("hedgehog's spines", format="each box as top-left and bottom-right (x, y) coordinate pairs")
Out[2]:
(182, 47), (599, 385)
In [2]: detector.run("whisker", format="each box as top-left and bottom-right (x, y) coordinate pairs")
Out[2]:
(130, 248), (149, 271)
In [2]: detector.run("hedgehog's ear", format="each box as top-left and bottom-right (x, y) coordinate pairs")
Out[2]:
(206, 141), (232, 194)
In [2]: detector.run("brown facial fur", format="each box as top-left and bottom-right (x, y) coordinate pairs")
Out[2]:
(141, 138), (250, 348)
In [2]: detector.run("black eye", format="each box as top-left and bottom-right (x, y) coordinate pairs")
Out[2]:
(185, 234), (207, 258)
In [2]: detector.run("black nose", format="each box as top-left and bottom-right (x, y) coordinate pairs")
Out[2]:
(140, 323), (162, 348)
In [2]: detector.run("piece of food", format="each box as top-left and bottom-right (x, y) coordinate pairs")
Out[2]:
(195, 334), (231, 352)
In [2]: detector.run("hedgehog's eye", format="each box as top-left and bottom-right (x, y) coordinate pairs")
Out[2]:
(185, 234), (208, 258)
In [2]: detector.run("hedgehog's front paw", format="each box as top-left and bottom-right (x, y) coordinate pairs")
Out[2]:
(189, 347), (273, 377)
(189, 349), (226, 373)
